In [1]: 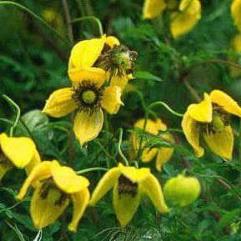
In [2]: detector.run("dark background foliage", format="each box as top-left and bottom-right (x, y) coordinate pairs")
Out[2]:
(0, 0), (241, 240)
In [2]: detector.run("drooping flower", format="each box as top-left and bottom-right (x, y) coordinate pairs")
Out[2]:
(68, 35), (137, 91)
(43, 70), (123, 145)
(89, 163), (169, 226)
(170, 0), (201, 38)
(231, 0), (241, 31)
(164, 174), (201, 207)
(142, 0), (201, 39)
(131, 118), (174, 171)
(181, 90), (241, 160)
(17, 160), (90, 232)
(0, 133), (41, 180)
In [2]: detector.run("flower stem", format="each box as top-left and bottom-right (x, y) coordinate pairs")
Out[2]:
(118, 128), (129, 166)
(77, 167), (108, 174)
(2, 95), (21, 137)
(148, 101), (183, 117)
(71, 16), (103, 36)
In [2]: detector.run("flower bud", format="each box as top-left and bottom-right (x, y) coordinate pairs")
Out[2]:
(163, 174), (201, 207)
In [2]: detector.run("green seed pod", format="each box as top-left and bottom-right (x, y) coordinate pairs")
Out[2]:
(163, 174), (201, 207)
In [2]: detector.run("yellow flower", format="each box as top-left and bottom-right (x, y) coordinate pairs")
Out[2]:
(181, 90), (241, 160)
(170, 0), (201, 38)
(42, 70), (123, 145)
(131, 118), (174, 171)
(0, 133), (41, 180)
(142, 0), (201, 38)
(231, 0), (241, 31)
(143, 0), (167, 19)
(89, 163), (169, 226)
(17, 160), (90, 232)
(68, 35), (137, 91)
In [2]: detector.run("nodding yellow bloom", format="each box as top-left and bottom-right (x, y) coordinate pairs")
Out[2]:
(143, 0), (167, 19)
(142, 0), (201, 39)
(131, 118), (174, 171)
(231, 0), (241, 31)
(0, 133), (40, 180)
(42, 70), (123, 145)
(68, 35), (137, 91)
(182, 90), (241, 160)
(17, 160), (90, 232)
(170, 0), (201, 38)
(89, 163), (169, 226)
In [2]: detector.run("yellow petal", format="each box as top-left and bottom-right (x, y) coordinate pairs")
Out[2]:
(210, 90), (241, 117)
(170, 0), (201, 38)
(203, 125), (234, 160)
(156, 147), (174, 171)
(140, 174), (169, 213)
(25, 148), (41, 175)
(89, 167), (121, 206)
(113, 182), (141, 227)
(110, 74), (130, 91)
(231, 33), (241, 52)
(105, 36), (120, 48)
(142, 148), (158, 163)
(0, 133), (36, 168)
(30, 183), (69, 229)
(17, 161), (53, 200)
(119, 164), (150, 183)
(101, 86), (123, 114)
(231, 0), (241, 32)
(68, 188), (90, 232)
(42, 88), (77, 118)
(69, 36), (106, 69)
(143, 0), (166, 19)
(134, 118), (165, 135)
(51, 164), (89, 194)
(68, 67), (106, 87)
(181, 112), (204, 157)
(73, 109), (104, 145)
(187, 93), (212, 123)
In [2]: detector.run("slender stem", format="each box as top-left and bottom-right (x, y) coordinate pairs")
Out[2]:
(62, 0), (74, 44)
(183, 79), (201, 102)
(77, 167), (108, 174)
(71, 16), (103, 36)
(148, 101), (183, 117)
(0, 1), (69, 45)
(2, 95), (21, 137)
(118, 128), (129, 166)
(195, 59), (241, 70)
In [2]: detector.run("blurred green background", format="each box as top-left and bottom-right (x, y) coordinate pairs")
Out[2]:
(0, 0), (241, 240)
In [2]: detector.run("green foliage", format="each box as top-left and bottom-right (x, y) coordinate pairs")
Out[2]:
(1, 0), (241, 240)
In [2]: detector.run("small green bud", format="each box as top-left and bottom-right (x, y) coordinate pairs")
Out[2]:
(163, 174), (201, 207)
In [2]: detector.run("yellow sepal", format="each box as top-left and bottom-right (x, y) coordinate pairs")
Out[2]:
(143, 0), (166, 19)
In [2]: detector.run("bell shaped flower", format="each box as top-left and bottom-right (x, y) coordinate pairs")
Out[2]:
(231, 0), (241, 32)
(89, 163), (169, 226)
(17, 160), (90, 232)
(0, 133), (40, 180)
(43, 70), (123, 145)
(182, 90), (241, 160)
(131, 118), (174, 171)
(142, 0), (201, 39)
(68, 35), (137, 91)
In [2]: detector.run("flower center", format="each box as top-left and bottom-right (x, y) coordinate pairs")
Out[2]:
(81, 89), (97, 105)
(201, 107), (230, 135)
(72, 80), (103, 114)
(118, 175), (138, 197)
(96, 45), (137, 77)
(40, 179), (68, 206)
